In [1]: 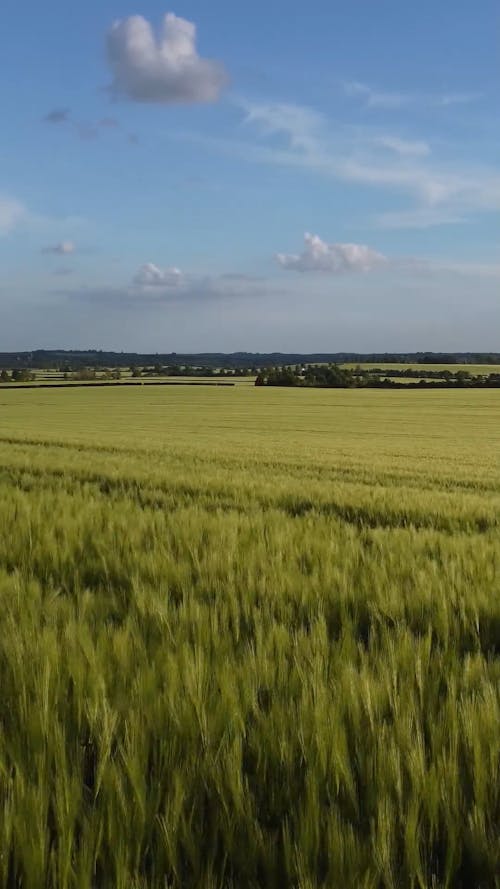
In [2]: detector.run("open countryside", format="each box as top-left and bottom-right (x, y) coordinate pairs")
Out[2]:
(2, 0), (499, 883)
(0, 384), (499, 887)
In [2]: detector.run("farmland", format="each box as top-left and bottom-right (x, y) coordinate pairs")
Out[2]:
(341, 363), (500, 376)
(0, 386), (499, 888)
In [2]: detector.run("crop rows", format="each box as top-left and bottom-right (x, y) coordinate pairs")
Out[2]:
(0, 387), (499, 887)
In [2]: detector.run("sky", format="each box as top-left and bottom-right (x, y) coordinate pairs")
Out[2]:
(1, 0), (499, 352)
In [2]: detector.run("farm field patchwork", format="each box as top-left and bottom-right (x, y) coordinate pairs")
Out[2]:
(0, 386), (499, 888)
(341, 362), (500, 376)
(0, 373), (255, 388)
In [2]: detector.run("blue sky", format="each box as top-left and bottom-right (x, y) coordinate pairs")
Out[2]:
(1, 0), (498, 351)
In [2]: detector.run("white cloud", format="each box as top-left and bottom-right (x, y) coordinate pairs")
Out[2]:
(66, 271), (275, 307)
(338, 158), (500, 211)
(186, 127), (500, 229)
(42, 241), (76, 255)
(342, 81), (406, 109)
(0, 197), (27, 235)
(241, 100), (325, 152)
(436, 92), (482, 107)
(342, 80), (480, 110)
(276, 233), (386, 274)
(133, 263), (184, 288)
(372, 136), (430, 157)
(106, 12), (228, 104)
(277, 236), (500, 281)
(223, 103), (500, 225)
(0, 194), (86, 240)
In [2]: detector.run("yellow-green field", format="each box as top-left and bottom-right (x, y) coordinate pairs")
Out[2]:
(0, 386), (499, 888)
(0, 373), (254, 388)
(341, 362), (500, 376)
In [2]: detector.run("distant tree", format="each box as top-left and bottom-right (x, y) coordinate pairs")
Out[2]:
(0, 370), (10, 382)
(72, 368), (97, 381)
(266, 368), (300, 387)
(11, 369), (35, 382)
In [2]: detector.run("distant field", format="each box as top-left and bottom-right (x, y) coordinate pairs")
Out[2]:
(0, 374), (254, 388)
(342, 362), (500, 375)
(0, 386), (499, 888)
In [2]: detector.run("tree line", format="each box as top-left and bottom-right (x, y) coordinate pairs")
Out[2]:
(0, 369), (35, 383)
(256, 365), (500, 389)
(2, 350), (500, 371)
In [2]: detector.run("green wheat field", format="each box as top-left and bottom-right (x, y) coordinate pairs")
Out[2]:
(0, 386), (499, 888)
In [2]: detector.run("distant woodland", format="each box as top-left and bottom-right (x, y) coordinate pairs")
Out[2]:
(1, 349), (500, 370)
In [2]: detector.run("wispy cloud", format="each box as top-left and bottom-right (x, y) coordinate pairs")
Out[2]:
(0, 197), (27, 235)
(337, 158), (500, 211)
(240, 100), (326, 153)
(342, 81), (407, 109)
(436, 92), (482, 107)
(65, 265), (275, 307)
(371, 135), (430, 157)
(195, 99), (500, 229)
(0, 194), (86, 240)
(341, 80), (480, 110)
(374, 208), (467, 230)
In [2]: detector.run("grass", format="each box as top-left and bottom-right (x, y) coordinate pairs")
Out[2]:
(0, 386), (499, 888)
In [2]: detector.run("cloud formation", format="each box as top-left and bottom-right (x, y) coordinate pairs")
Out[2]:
(42, 241), (76, 255)
(343, 81), (406, 109)
(106, 13), (228, 104)
(222, 99), (500, 228)
(242, 101), (325, 153)
(342, 80), (480, 110)
(65, 267), (275, 307)
(0, 197), (27, 235)
(277, 233), (386, 274)
(373, 136), (430, 157)
(338, 158), (500, 211)
(133, 263), (184, 288)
